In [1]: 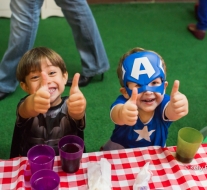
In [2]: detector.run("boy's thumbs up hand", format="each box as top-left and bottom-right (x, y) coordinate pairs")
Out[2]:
(33, 72), (50, 113)
(121, 88), (138, 126)
(67, 73), (86, 119)
(169, 80), (188, 119)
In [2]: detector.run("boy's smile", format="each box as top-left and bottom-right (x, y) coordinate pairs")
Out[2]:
(48, 88), (56, 94)
(141, 98), (155, 104)
(138, 90), (164, 113)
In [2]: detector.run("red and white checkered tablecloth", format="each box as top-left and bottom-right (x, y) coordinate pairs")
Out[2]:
(0, 144), (207, 190)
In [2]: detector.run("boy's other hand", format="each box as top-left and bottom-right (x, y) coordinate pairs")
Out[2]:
(121, 87), (138, 126)
(169, 80), (188, 118)
(68, 73), (86, 119)
(33, 72), (50, 113)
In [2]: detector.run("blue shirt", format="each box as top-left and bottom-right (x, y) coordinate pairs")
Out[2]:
(110, 94), (172, 148)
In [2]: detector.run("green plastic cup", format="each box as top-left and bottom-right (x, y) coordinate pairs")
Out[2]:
(176, 127), (203, 163)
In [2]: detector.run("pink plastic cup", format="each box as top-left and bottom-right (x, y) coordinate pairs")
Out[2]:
(27, 144), (55, 175)
(58, 135), (84, 173)
(30, 169), (60, 190)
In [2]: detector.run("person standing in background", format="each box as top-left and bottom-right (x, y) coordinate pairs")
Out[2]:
(188, 0), (207, 40)
(0, 0), (110, 101)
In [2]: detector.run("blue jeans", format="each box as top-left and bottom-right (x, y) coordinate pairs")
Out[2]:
(0, 0), (109, 93)
(197, 0), (207, 30)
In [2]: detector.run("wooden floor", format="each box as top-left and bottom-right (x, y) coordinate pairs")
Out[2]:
(87, 0), (195, 4)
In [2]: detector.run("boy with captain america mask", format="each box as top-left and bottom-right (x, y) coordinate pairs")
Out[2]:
(102, 47), (188, 150)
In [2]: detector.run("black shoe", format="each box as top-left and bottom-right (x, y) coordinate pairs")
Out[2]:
(0, 92), (9, 100)
(66, 74), (104, 87)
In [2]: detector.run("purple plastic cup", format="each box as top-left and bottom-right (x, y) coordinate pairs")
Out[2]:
(30, 169), (60, 190)
(27, 144), (55, 175)
(58, 135), (84, 173)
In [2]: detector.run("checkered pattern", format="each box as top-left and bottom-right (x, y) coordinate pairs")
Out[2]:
(0, 144), (207, 190)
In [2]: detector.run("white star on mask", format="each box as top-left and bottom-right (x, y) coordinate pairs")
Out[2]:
(134, 126), (155, 142)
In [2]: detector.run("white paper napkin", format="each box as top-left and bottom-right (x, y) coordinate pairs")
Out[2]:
(87, 158), (111, 190)
(133, 162), (153, 190)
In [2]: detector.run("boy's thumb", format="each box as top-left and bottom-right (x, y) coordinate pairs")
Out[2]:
(130, 88), (138, 104)
(171, 80), (180, 96)
(70, 73), (80, 94)
(40, 72), (48, 88)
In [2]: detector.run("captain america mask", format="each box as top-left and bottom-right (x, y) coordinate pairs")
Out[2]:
(122, 51), (166, 96)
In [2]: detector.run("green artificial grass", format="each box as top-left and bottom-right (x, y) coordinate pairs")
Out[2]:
(1, 3), (207, 159)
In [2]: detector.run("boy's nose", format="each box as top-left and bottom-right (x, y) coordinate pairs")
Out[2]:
(144, 90), (153, 94)
(46, 77), (52, 83)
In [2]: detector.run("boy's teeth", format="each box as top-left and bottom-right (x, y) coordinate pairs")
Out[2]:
(146, 99), (153, 102)
(49, 89), (55, 93)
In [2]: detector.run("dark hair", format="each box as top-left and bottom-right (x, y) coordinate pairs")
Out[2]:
(16, 47), (67, 82)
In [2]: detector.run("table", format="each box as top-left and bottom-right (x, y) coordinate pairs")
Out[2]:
(1, 144), (207, 190)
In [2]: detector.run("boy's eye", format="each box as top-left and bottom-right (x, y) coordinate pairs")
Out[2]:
(49, 71), (56, 75)
(136, 84), (141, 88)
(151, 81), (161, 86)
(31, 76), (39, 80)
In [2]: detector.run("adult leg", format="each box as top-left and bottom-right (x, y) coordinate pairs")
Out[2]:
(187, 0), (207, 40)
(197, 0), (207, 30)
(0, 0), (43, 99)
(54, 0), (110, 86)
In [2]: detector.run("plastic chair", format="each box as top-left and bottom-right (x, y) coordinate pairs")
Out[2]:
(200, 126), (207, 143)
(200, 126), (207, 137)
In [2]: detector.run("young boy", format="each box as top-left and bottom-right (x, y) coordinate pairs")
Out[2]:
(102, 47), (188, 150)
(10, 47), (86, 158)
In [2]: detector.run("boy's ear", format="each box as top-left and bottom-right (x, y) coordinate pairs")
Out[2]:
(63, 72), (68, 85)
(20, 82), (29, 93)
(163, 81), (168, 94)
(120, 87), (130, 99)
(164, 81), (168, 89)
